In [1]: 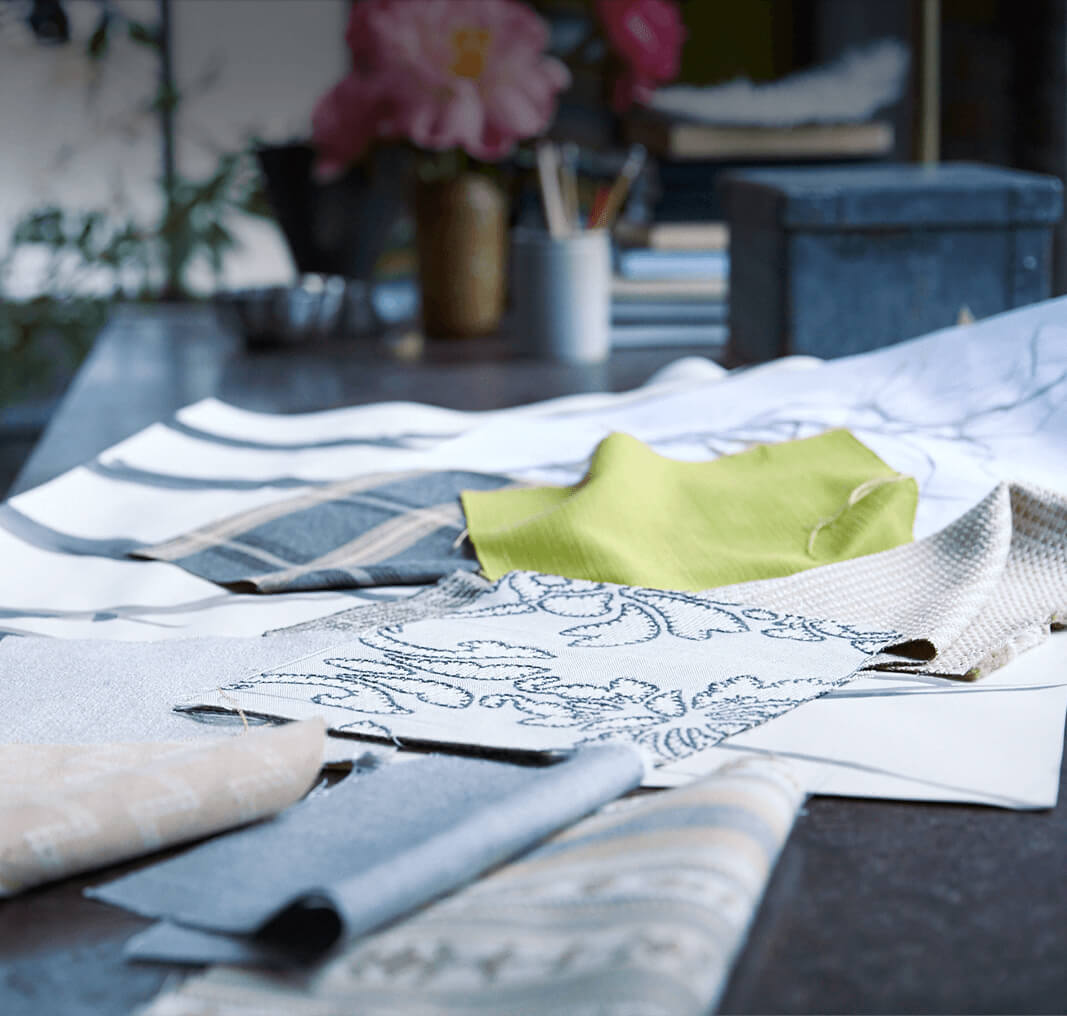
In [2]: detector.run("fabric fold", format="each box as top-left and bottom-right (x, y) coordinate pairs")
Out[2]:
(134, 469), (518, 592)
(0, 719), (325, 897)
(460, 430), (917, 589)
(136, 756), (804, 1016)
(709, 481), (1067, 679)
(89, 745), (646, 964)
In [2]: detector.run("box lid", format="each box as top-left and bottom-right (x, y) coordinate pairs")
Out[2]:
(721, 162), (1064, 229)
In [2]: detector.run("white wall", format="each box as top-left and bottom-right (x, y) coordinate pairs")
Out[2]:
(0, 0), (349, 294)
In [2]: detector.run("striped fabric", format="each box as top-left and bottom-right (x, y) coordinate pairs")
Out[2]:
(134, 470), (517, 593)
(140, 756), (804, 1016)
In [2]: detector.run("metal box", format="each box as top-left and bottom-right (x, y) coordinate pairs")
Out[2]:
(723, 162), (1063, 362)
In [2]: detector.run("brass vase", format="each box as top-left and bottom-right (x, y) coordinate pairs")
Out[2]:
(414, 172), (507, 338)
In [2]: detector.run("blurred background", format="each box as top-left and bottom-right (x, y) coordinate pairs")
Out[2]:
(2, 0), (1066, 490)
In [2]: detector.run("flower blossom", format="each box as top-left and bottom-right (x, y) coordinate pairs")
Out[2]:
(312, 0), (571, 168)
(596, 0), (685, 110)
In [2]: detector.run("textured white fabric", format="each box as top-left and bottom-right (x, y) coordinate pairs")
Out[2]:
(268, 573), (1067, 808)
(711, 482), (1067, 679)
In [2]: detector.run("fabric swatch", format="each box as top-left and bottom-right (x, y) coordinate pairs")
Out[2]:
(264, 571), (488, 638)
(460, 430), (917, 590)
(0, 719), (324, 897)
(184, 571), (898, 774)
(135, 469), (517, 592)
(261, 576), (1067, 809)
(137, 755), (803, 1016)
(295, 482), (1067, 682)
(711, 481), (1067, 679)
(89, 745), (645, 963)
(0, 629), (374, 755)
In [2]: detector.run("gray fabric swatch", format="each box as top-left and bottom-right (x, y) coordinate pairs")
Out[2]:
(0, 630), (357, 746)
(0, 629), (396, 767)
(88, 745), (645, 963)
(135, 756), (805, 1016)
(134, 470), (516, 592)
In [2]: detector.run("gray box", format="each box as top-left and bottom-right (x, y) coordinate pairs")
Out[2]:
(723, 162), (1063, 362)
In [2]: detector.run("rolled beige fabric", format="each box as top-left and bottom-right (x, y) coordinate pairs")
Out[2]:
(0, 718), (325, 896)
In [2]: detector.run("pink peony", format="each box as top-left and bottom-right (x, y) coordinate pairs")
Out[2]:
(596, 0), (685, 110)
(311, 69), (392, 177)
(313, 0), (571, 167)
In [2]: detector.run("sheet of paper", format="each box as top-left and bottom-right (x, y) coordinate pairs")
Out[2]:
(656, 634), (1067, 808)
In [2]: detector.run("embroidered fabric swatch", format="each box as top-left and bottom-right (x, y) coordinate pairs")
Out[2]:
(185, 571), (898, 773)
(137, 756), (803, 1016)
(89, 746), (645, 964)
(460, 430), (917, 590)
(135, 470), (517, 592)
(0, 720), (324, 897)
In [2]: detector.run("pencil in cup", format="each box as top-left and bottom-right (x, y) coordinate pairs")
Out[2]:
(591, 144), (647, 230)
(535, 141), (570, 237)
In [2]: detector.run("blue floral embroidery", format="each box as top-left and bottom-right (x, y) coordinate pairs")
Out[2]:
(228, 572), (898, 764)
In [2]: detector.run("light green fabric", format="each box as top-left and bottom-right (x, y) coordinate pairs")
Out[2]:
(461, 430), (917, 591)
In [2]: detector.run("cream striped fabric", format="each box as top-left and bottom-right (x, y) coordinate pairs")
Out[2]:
(139, 756), (803, 1016)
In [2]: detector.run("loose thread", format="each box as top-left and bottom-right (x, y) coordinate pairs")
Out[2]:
(806, 473), (912, 556)
(217, 688), (250, 732)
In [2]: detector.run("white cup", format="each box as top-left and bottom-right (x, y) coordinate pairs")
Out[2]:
(511, 228), (611, 363)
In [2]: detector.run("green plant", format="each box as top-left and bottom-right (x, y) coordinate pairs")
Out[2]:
(6, 152), (272, 302)
(0, 1), (276, 407)
(0, 296), (107, 407)
(0, 147), (273, 405)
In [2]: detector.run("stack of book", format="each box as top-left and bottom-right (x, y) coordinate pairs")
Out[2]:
(610, 243), (728, 350)
(606, 107), (895, 350)
(624, 109), (895, 223)
(626, 109), (895, 162)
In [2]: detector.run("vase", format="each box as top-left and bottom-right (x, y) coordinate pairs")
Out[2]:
(256, 144), (406, 281)
(414, 173), (507, 339)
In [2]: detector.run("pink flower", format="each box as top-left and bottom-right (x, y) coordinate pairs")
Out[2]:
(313, 0), (571, 167)
(610, 70), (656, 112)
(596, 0), (685, 110)
(311, 70), (391, 176)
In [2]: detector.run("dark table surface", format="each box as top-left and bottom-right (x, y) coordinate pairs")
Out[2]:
(4, 306), (1066, 1015)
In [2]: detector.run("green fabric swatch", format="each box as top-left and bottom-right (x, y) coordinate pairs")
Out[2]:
(461, 430), (917, 591)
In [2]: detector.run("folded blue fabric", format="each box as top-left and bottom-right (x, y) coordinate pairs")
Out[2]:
(134, 469), (516, 592)
(88, 744), (645, 965)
